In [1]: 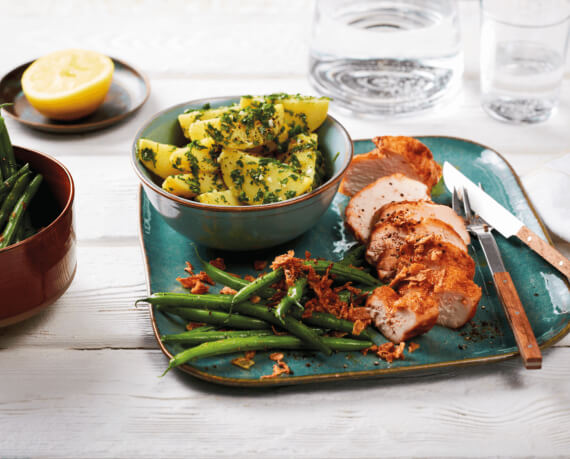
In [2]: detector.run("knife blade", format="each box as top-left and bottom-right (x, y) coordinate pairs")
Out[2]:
(443, 161), (570, 280)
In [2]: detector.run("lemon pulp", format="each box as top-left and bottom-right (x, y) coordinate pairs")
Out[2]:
(21, 49), (114, 121)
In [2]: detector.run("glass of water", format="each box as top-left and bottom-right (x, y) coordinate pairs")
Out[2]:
(480, 0), (570, 124)
(308, 0), (463, 117)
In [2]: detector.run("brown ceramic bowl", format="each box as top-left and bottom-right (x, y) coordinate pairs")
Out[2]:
(0, 146), (76, 327)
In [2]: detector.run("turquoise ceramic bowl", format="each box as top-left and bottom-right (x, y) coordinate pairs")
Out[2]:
(132, 96), (353, 251)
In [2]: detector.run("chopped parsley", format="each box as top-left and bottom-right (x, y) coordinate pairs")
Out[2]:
(262, 192), (279, 204)
(139, 147), (157, 168)
(205, 123), (224, 143)
(230, 169), (244, 186)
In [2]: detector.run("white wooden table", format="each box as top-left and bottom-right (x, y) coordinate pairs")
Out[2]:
(2, 1), (569, 457)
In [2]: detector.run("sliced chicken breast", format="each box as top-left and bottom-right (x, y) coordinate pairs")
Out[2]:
(390, 235), (476, 284)
(366, 285), (439, 343)
(398, 265), (482, 329)
(374, 201), (470, 245)
(345, 174), (430, 244)
(339, 136), (442, 196)
(367, 217), (468, 280)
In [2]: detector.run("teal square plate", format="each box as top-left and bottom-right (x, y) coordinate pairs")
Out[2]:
(139, 136), (570, 386)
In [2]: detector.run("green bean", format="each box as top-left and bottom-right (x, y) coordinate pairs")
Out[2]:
(170, 299), (285, 329)
(193, 247), (247, 290)
(160, 306), (271, 330)
(193, 246), (275, 298)
(0, 106), (17, 177)
(231, 268), (283, 305)
(302, 311), (383, 344)
(21, 212), (35, 240)
(161, 329), (274, 345)
(144, 292), (383, 343)
(139, 292), (232, 307)
(339, 244), (366, 267)
(162, 335), (374, 375)
(0, 173), (30, 231)
(275, 277), (307, 321)
(184, 325), (216, 333)
(281, 315), (332, 355)
(0, 163), (30, 202)
(303, 259), (380, 286)
(0, 173), (42, 248)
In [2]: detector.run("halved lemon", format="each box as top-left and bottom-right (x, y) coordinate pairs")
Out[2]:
(21, 49), (114, 121)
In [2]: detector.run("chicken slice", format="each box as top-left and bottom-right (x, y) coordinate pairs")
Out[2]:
(339, 136), (442, 196)
(390, 234), (476, 283)
(398, 265), (482, 329)
(345, 173), (430, 244)
(374, 201), (470, 245)
(367, 217), (468, 280)
(366, 285), (439, 343)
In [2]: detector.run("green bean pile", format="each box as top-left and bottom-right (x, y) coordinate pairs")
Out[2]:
(139, 244), (385, 377)
(0, 106), (43, 249)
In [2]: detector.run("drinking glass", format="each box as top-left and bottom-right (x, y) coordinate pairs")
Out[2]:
(308, 0), (463, 117)
(480, 0), (570, 123)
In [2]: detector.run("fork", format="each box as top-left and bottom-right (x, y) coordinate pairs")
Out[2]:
(453, 187), (542, 369)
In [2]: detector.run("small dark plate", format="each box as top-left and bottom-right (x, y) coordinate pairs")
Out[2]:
(0, 57), (150, 134)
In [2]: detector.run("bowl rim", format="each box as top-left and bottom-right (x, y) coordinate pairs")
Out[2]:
(0, 145), (75, 254)
(131, 95), (354, 213)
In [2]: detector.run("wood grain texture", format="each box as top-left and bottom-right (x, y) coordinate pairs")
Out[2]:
(1, 1), (569, 456)
(0, 245), (153, 349)
(1, 347), (570, 458)
(493, 272), (542, 369)
(518, 226), (570, 280)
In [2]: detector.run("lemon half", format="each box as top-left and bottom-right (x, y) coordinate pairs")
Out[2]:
(22, 49), (114, 121)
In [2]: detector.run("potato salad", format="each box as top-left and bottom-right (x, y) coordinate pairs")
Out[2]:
(137, 94), (329, 206)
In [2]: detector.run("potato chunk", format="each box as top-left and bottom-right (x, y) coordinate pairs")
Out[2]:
(219, 149), (313, 205)
(162, 171), (226, 199)
(240, 94), (329, 141)
(185, 104), (285, 150)
(285, 133), (326, 188)
(178, 104), (239, 138)
(170, 138), (218, 174)
(137, 139), (181, 179)
(196, 189), (240, 206)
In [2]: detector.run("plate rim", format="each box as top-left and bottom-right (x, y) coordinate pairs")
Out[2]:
(138, 135), (570, 387)
(0, 56), (151, 133)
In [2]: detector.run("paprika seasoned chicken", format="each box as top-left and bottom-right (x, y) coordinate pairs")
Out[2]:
(365, 285), (440, 343)
(396, 266), (482, 329)
(343, 135), (481, 343)
(339, 136), (442, 197)
(345, 173), (430, 244)
(390, 234), (476, 283)
(366, 217), (468, 280)
(374, 201), (470, 245)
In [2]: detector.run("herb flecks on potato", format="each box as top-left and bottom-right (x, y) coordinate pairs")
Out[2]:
(137, 94), (330, 205)
(219, 149), (313, 205)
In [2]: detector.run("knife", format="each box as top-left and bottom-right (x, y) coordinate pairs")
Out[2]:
(443, 162), (570, 280)
(456, 187), (542, 369)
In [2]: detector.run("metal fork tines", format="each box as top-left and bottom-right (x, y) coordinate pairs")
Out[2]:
(459, 187), (506, 274)
(453, 187), (542, 369)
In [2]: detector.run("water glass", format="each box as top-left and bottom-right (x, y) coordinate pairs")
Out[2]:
(480, 0), (570, 123)
(308, 0), (463, 117)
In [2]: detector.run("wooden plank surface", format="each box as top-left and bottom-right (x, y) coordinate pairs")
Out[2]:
(1, 347), (570, 458)
(1, 0), (569, 457)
